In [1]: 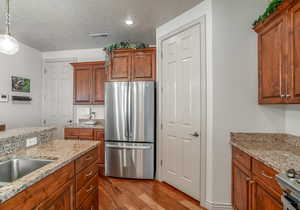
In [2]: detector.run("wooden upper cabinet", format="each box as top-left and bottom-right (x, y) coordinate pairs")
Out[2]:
(73, 65), (93, 104)
(254, 0), (300, 104)
(109, 50), (132, 81)
(107, 47), (156, 82)
(288, 2), (300, 103)
(132, 48), (156, 81)
(93, 64), (106, 104)
(71, 61), (106, 105)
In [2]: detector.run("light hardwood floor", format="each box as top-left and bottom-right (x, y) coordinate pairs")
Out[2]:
(99, 176), (207, 210)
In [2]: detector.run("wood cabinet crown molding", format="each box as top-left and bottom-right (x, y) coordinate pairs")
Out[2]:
(254, 0), (300, 104)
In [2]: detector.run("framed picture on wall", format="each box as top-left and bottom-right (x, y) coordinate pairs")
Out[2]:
(11, 76), (31, 93)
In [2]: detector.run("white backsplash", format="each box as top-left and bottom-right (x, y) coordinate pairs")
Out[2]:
(74, 105), (105, 123)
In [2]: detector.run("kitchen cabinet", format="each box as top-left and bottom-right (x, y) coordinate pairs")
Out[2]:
(232, 163), (251, 210)
(65, 127), (105, 175)
(251, 180), (282, 210)
(232, 146), (282, 210)
(71, 61), (106, 105)
(64, 128), (94, 140)
(94, 128), (105, 175)
(0, 147), (99, 210)
(36, 180), (74, 210)
(254, 0), (300, 104)
(0, 124), (5, 131)
(107, 47), (156, 81)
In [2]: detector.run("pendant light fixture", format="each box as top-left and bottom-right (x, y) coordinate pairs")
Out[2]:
(0, 0), (19, 55)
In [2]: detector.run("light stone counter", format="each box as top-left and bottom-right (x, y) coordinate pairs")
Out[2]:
(231, 133), (300, 173)
(0, 140), (99, 203)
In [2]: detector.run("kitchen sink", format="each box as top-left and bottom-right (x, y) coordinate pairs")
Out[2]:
(0, 158), (54, 184)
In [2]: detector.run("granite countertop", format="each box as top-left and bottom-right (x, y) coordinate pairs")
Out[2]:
(0, 140), (99, 203)
(231, 133), (300, 173)
(0, 126), (56, 140)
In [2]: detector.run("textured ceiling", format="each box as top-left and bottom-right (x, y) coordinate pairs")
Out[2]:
(0, 0), (202, 51)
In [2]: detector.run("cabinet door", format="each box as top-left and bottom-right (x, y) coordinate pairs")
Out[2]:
(287, 2), (300, 103)
(93, 64), (106, 104)
(232, 163), (250, 210)
(36, 181), (75, 210)
(109, 51), (131, 81)
(73, 66), (93, 104)
(258, 14), (287, 104)
(252, 181), (282, 210)
(132, 49), (156, 81)
(94, 129), (105, 175)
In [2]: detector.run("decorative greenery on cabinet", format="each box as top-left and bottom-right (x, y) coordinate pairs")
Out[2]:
(103, 41), (149, 68)
(252, 0), (283, 27)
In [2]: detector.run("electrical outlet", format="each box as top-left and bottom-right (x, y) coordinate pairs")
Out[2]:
(26, 137), (38, 147)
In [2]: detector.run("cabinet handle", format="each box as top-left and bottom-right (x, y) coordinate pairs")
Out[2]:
(86, 185), (94, 193)
(86, 156), (93, 161)
(261, 171), (273, 179)
(280, 94), (286, 98)
(286, 94), (291, 98)
(85, 171), (93, 177)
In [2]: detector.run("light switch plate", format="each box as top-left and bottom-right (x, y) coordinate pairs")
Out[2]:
(26, 137), (38, 147)
(0, 94), (9, 102)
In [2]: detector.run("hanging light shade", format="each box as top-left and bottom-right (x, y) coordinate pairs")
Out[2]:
(0, 0), (19, 55)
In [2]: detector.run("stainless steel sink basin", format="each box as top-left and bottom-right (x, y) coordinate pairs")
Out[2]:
(0, 158), (54, 184)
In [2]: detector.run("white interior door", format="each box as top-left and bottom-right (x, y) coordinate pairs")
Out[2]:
(43, 59), (75, 139)
(162, 24), (201, 200)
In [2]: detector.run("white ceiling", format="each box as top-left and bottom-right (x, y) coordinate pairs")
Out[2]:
(0, 0), (202, 51)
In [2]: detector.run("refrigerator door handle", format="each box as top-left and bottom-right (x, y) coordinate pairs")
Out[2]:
(128, 82), (132, 138)
(106, 144), (152, 150)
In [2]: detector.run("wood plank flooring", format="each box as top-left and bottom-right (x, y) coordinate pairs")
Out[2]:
(99, 176), (207, 210)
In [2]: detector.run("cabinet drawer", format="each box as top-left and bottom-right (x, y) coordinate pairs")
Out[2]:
(76, 163), (98, 191)
(232, 147), (251, 170)
(65, 128), (80, 136)
(75, 148), (98, 173)
(77, 129), (94, 137)
(252, 158), (281, 194)
(77, 188), (98, 210)
(76, 175), (98, 208)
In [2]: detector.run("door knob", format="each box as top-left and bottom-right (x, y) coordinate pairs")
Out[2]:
(190, 132), (199, 137)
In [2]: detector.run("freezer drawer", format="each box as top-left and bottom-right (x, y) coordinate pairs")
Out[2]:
(105, 142), (154, 179)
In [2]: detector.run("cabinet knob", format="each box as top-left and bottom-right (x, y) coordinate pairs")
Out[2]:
(286, 94), (291, 98)
(280, 94), (285, 98)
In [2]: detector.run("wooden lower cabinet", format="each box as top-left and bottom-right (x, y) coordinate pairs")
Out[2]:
(232, 163), (251, 210)
(252, 181), (282, 210)
(65, 127), (105, 176)
(0, 147), (99, 210)
(36, 180), (74, 210)
(232, 146), (282, 210)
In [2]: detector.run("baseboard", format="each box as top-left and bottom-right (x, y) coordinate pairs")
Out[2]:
(203, 200), (233, 210)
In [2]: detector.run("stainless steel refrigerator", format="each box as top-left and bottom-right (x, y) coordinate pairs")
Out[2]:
(105, 81), (155, 179)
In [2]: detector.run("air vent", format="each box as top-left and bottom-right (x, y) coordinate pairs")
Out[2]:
(88, 33), (109, 38)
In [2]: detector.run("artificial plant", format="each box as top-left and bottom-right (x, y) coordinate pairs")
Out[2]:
(252, 0), (283, 27)
(103, 41), (149, 68)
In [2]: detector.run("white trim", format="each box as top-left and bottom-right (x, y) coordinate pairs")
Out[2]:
(204, 201), (233, 210)
(156, 10), (208, 208)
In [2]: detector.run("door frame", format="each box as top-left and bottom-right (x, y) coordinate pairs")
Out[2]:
(156, 16), (207, 203)
(42, 57), (77, 127)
